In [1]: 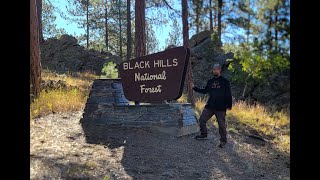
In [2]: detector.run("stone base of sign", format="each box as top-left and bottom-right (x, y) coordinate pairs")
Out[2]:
(81, 79), (200, 136)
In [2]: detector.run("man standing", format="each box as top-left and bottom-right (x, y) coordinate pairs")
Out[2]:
(193, 63), (232, 148)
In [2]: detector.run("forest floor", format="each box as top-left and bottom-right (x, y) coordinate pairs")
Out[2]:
(30, 110), (290, 180)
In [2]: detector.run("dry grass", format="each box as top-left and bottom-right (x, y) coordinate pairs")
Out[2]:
(194, 97), (207, 118)
(31, 88), (87, 119)
(30, 70), (97, 120)
(228, 101), (290, 153)
(41, 70), (96, 91)
(176, 93), (188, 103)
(194, 98), (290, 153)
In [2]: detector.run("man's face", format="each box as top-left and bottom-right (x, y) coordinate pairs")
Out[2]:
(212, 67), (221, 76)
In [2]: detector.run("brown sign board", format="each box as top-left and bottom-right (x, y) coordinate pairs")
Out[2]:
(119, 46), (190, 102)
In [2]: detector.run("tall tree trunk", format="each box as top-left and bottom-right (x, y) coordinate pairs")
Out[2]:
(86, 0), (89, 49)
(134, 0), (146, 105)
(209, 0), (213, 31)
(246, 0), (250, 43)
(242, 74), (251, 98)
(36, 0), (43, 43)
(214, 1), (217, 28)
(134, 0), (146, 58)
(105, 0), (108, 51)
(126, 0), (132, 60)
(275, 4), (279, 51)
(30, 0), (42, 98)
(268, 10), (273, 51)
(119, 0), (122, 58)
(182, 0), (194, 105)
(217, 0), (222, 43)
(196, 1), (200, 33)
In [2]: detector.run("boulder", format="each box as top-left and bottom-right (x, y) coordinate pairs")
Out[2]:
(40, 34), (122, 75)
(189, 30), (213, 47)
(188, 31), (234, 89)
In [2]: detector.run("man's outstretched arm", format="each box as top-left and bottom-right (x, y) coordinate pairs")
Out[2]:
(193, 81), (210, 94)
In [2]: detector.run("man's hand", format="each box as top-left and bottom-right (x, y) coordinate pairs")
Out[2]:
(192, 83), (196, 90)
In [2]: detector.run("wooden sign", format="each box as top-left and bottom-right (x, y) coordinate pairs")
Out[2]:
(119, 46), (190, 102)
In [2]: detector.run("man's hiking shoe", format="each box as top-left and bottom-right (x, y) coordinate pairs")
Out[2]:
(218, 141), (227, 148)
(195, 134), (208, 140)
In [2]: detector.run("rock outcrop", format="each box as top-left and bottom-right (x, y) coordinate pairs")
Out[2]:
(40, 35), (122, 75)
(186, 31), (234, 91)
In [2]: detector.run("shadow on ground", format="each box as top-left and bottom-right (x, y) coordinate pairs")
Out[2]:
(80, 114), (290, 180)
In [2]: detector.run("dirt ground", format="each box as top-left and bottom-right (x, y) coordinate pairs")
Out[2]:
(30, 110), (290, 180)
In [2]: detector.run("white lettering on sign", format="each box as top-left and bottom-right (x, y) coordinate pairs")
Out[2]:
(134, 71), (167, 81)
(153, 59), (178, 68)
(123, 62), (129, 70)
(123, 58), (180, 94)
(123, 59), (178, 70)
(173, 58), (178, 66)
(140, 84), (162, 93)
(123, 61), (151, 70)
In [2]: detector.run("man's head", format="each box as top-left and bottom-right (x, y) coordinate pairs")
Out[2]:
(212, 63), (221, 77)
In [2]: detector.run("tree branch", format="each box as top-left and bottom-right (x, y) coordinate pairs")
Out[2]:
(162, 0), (181, 17)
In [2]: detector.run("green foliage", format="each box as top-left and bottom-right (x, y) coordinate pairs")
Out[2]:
(101, 62), (118, 78)
(210, 33), (219, 42)
(224, 42), (289, 84)
(227, 17), (250, 29)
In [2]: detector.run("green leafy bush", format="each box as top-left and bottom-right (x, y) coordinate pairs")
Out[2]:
(101, 62), (118, 78)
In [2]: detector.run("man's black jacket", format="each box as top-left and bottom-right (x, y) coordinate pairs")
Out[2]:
(193, 76), (232, 111)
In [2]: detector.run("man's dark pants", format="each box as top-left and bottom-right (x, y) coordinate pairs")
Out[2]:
(199, 107), (227, 143)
